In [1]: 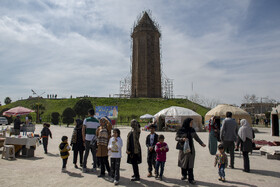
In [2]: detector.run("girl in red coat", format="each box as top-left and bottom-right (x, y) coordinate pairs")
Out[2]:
(155, 134), (169, 181)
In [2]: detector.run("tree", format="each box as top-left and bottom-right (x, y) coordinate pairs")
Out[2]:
(250, 94), (259, 103)
(243, 94), (251, 103)
(51, 112), (60, 125)
(62, 107), (76, 127)
(4, 97), (12, 105)
(73, 98), (93, 119)
(31, 103), (46, 123)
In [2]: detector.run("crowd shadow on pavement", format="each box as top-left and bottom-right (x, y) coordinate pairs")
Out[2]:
(101, 176), (173, 187)
(248, 169), (280, 178)
(197, 180), (257, 187)
(46, 152), (60, 157)
(64, 170), (84, 178)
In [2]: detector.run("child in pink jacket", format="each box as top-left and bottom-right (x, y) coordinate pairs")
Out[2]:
(155, 134), (169, 181)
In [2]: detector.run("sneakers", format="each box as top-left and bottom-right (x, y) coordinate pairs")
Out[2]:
(114, 180), (119, 185)
(90, 167), (97, 172)
(82, 168), (88, 173)
(131, 177), (140, 181)
(189, 180), (196, 185)
(181, 176), (187, 180)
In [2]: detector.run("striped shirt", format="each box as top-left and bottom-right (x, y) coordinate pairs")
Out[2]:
(83, 117), (100, 141)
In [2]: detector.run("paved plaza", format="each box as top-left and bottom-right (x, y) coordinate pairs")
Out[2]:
(0, 125), (279, 187)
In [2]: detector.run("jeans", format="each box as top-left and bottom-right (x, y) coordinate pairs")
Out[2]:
(73, 150), (84, 165)
(62, 158), (68, 169)
(155, 161), (165, 177)
(147, 151), (156, 173)
(223, 141), (235, 167)
(243, 151), (250, 172)
(99, 156), (110, 175)
(83, 140), (97, 169)
(111, 158), (121, 181)
(43, 138), (48, 153)
(218, 164), (225, 178)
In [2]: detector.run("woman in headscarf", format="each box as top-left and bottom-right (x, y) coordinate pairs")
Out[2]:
(208, 116), (221, 155)
(71, 119), (85, 168)
(236, 119), (255, 173)
(96, 117), (111, 177)
(176, 118), (206, 184)
(126, 119), (142, 181)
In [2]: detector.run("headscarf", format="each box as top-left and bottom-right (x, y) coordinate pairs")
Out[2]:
(71, 119), (83, 144)
(179, 118), (195, 153)
(127, 119), (141, 154)
(100, 117), (112, 138)
(75, 119), (83, 129)
(238, 119), (253, 142)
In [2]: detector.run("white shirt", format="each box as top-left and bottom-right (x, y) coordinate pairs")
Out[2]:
(108, 137), (123, 158)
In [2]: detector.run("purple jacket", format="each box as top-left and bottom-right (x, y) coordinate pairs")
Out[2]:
(155, 142), (169, 162)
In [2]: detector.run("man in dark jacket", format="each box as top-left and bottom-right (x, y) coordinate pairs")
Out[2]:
(146, 124), (158, 177)
(220, 112), (238, 168)
(14, 115), (22, 135)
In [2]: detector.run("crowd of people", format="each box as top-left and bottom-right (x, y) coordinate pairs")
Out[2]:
(39, 109), (255, 186)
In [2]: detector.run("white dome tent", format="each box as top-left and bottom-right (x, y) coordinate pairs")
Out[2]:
(154, 106), (203, 131)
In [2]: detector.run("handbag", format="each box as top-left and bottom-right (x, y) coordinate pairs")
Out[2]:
(89, 135), (97, 148)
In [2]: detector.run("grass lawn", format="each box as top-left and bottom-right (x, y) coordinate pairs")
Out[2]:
(0, 97), (209, 125)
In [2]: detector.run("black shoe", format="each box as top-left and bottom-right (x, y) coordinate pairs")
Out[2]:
(229, 165), (234, 169)
(243, 169), (250, 173)
(131, 177), (140, 181)
(74, 164), (78, 169)
(80, 163), (83, 167)
(98, 174), (105, 178)
(189, 180), (196, 185)
(159, 176), (163, 181)
(181, 176), (187, 180)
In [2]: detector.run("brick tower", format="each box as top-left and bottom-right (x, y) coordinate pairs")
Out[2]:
(131, 12), (162, 98)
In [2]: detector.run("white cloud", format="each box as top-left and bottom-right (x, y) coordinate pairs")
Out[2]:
(0, 0), (279, 105)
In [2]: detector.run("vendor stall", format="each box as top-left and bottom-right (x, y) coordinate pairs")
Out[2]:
(4, 137), (39, 157)
(205, 104), (252, 125)
(154, 106), (203, 131)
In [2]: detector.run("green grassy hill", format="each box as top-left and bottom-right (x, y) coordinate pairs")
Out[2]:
(0, 97), (209, 125)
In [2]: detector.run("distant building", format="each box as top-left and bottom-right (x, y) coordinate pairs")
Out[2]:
(131, 11), (162, 98)
(240, 103), (277, 115)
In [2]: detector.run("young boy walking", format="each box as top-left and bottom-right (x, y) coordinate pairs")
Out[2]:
(155, 134), (169, 181)
(59, 136), (71, 172)
(146, 124), (158, 177)
(41, 123), (52, 154)
(108, 128), (123, 185)
(214, 144), (228, 182)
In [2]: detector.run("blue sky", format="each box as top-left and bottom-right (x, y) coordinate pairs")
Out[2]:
(0, 0), (279, 106)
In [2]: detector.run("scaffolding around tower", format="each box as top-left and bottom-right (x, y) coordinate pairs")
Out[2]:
(118, 75), (131, 98)
(162, 73), (174, 99)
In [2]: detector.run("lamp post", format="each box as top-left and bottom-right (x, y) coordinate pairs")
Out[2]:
(31, 90), (45, 124)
